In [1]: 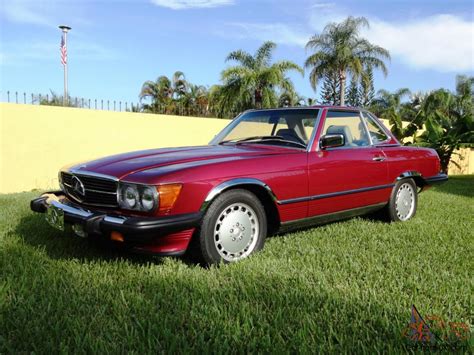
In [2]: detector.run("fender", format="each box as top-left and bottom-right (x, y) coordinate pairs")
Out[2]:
(200, 178), (278, 212)
(396, 171), (427, 190)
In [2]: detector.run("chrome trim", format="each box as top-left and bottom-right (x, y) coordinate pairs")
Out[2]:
(278, 183), (395, 205)
(200, 178), (278, 212)
(84, 189), (117, 195)
(208, 108), (323, 151)
(359, 110), (374, 146)
(50, 199), (93, 218)
(62, 169), (119, 207)
(103, 216), (126, 225)
(362, 110), (399, 144)
(67, 168), (119, 181)
(48, 197), (127, 225)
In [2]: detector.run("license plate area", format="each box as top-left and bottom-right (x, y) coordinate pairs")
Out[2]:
(46, 204), (65, 231)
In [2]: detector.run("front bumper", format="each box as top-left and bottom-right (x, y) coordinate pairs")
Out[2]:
(30, 191), (202, 252)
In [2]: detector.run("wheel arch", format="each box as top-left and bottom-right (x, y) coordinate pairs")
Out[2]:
(396, 171), (427, 189)
(200, 178), (281, 235)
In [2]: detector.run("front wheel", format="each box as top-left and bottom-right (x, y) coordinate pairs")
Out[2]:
(387, 178), (418, 222)
(198, 189), (267, 265)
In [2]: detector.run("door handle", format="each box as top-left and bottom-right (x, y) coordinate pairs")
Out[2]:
(373, 156), (386, 162)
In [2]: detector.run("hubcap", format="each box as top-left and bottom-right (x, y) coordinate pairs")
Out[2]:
(214, 203), (259, 261)
(395, 183), (415, 221)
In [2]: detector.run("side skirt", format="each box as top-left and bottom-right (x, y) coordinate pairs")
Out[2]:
(278, 202), (387, 233)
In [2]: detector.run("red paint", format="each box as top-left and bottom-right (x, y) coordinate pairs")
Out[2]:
(69, 106), (441, 255)
(132, 229), (195, 254)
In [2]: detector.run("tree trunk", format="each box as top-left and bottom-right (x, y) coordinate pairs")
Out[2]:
(255, 89), (263, 109)
(339, 69), (346, 106)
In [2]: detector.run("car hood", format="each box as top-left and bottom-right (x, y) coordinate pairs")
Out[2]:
(68, 145), (296, 179)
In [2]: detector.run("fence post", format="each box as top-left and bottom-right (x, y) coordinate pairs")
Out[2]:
(107, 100), (110, 110)
(101, 99), (103, 110)
(15, 91), (18, 104)
(95, 99), (97, 109)
(125, 102), (128, 111)
(39, 94), (42, 103)
(31, 93), (34, 104)
(23, 92), (26, 104)
(81, 98), (84, 107)
(7, 91), (10, 102)
(46, 94), (49, 102)
(88, 99), (91, 108)
(119, 101), (121, 112)
(113, 101), (116, 111)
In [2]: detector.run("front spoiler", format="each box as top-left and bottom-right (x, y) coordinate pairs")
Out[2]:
(30, 192), (202, 246)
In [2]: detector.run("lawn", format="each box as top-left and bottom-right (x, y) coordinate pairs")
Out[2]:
(1, 176), (473, 352)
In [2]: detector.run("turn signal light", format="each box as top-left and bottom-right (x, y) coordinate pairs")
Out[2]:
(110, 231), (124, 242)
(157, 184), (182, 213)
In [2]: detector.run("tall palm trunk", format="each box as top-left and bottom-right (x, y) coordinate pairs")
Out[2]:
(255, 89), (263, 109)
(339, 69), (346, 106)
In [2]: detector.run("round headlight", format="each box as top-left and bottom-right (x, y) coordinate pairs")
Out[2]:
(124, 186), (138, 208)
(141, 186), (156, 211)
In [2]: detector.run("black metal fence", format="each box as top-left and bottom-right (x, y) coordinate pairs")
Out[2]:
(0, 90), (219, 118)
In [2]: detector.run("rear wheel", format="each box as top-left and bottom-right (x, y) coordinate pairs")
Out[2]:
(387, 179), (418, 222)
(198, 189), (267, 265)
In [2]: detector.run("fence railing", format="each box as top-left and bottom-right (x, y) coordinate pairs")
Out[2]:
(0, 90), (225, 118)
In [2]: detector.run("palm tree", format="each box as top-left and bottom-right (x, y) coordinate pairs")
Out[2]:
(139, 71), (188, 113)
(220, 41), (303, 111)
(370, 88), (420, 141)
(305, 16), (390, 106)
(415, 89), (474, 173)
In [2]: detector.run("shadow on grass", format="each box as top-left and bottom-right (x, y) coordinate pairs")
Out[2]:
(431, 175), (474, 198)
(14, 214), (171, 266)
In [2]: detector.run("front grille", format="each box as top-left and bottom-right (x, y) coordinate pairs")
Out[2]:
(61, 172), (118, 207)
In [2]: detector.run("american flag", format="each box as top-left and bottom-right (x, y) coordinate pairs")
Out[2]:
(60, 34), (67, 66)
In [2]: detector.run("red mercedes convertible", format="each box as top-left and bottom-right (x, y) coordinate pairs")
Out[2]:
(31, 106), (447, 264)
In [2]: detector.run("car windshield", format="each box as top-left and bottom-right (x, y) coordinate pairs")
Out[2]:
(210, 109), (320, 150)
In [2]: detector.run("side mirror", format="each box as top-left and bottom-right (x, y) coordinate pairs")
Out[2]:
(320, 134), (345, 149)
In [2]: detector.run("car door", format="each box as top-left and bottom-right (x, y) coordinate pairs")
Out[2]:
(306, 109), (391, 216)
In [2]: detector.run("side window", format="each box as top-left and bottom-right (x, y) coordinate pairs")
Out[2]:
(322, 111), (370, 147)
(363, 112), (389, 144)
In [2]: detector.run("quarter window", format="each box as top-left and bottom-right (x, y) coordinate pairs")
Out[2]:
(322, 111), (370, 147)
(363, 112), (389, 143)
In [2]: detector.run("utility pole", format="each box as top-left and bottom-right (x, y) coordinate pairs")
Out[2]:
(59, 25), (71, 105)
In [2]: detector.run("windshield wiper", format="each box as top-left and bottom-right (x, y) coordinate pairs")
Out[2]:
(219, 136), (277, 145)
(243, 137), (307, 149)
(220, 135), (306, 149)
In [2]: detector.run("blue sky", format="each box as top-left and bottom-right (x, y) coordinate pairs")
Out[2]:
(1, 0), (473, 105)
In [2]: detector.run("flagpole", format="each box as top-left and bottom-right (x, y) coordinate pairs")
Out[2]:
(59, 25), (71, 105)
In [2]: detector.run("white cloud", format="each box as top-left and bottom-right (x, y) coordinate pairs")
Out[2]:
(150, 0), (234, 10)
(1, 39), (116, 66)
(310, 2), (335, 10)
(365, 15), (474, 72)
(224, 22), (308, 47)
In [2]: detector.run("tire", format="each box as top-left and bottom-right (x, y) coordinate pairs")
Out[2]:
(387, 178), (418, 222)
(198, 189), (267, 265)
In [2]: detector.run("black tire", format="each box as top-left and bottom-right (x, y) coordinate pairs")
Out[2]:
(387, 178), (418, 222)
(198, 189), (267, 265)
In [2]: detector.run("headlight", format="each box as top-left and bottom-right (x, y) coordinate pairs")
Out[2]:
(119, 183), (158, 212)
(124, 186), (139, 209)
(140, 186), (156, 212)
(118, 183), (182, 213)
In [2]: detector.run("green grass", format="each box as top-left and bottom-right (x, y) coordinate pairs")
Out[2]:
(1, 176), (473, 353)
